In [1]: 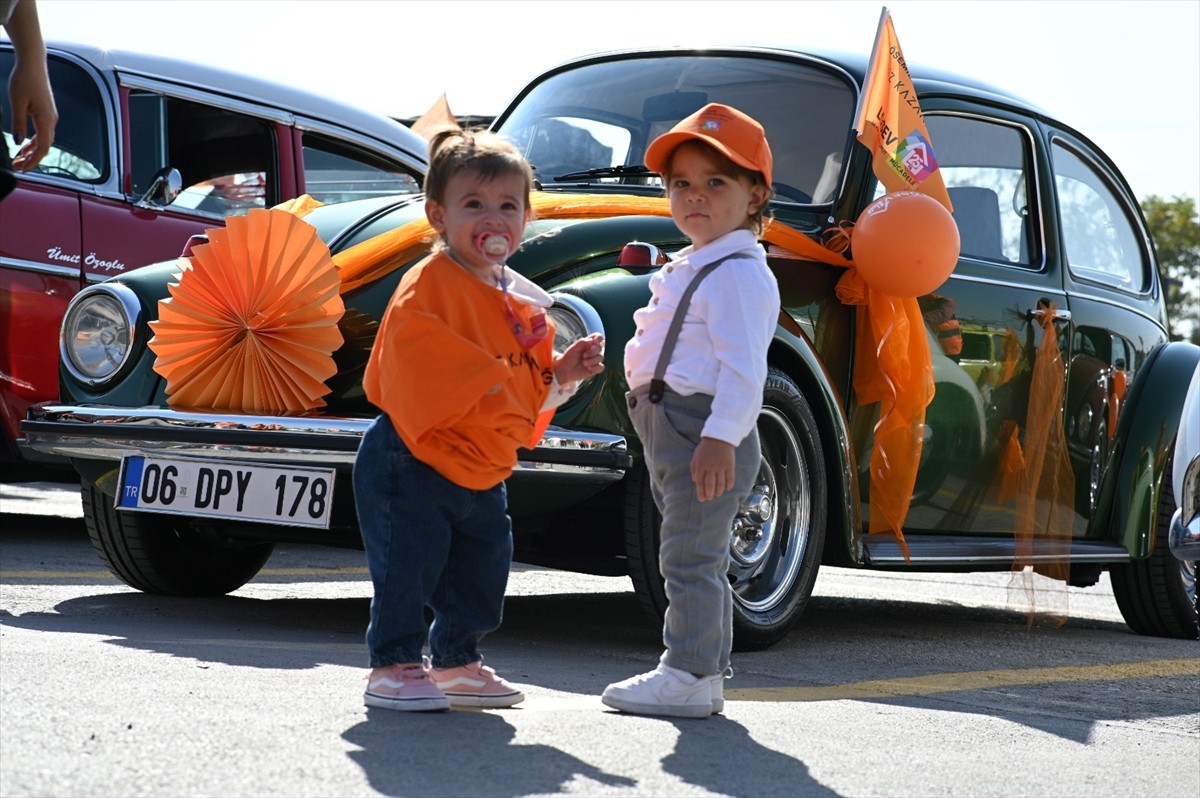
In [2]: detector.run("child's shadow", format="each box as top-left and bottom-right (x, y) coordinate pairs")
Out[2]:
(663, 715), (839, 798)
(343, 709), (636, 798)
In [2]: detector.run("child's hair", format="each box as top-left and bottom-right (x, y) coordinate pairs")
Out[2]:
(424, 128), (535, 208)
(663, 141), (771, 236)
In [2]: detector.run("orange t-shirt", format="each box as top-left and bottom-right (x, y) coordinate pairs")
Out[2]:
(363, 251), (556, 490)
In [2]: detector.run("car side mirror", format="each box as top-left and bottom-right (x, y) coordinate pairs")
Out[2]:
(135, 167), (182, 209)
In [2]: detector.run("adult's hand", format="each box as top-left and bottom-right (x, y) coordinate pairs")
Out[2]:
(4, 0), (58, 171)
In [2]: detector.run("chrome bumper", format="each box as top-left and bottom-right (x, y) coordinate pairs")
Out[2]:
(21, 403), (631, 480)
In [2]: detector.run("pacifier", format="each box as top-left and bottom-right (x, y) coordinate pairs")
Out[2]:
(476, 232), (511, 260)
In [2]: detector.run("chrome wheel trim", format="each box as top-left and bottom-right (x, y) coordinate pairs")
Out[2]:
(728, 406), (810, 613)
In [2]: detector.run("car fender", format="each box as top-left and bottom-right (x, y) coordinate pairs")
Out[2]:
(769, 319), (862, 566)
(1093, 340), (1200, 557)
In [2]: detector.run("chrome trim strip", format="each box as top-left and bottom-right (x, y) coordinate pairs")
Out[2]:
(864, 535), (1131, 566)
(0, 256), (81, 279)
(22, 404), (630, 479)
(291, 115), (428, 170)
(118, 75), (296, 125)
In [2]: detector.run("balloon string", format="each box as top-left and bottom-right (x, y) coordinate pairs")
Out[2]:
(822, 220), (855, 255)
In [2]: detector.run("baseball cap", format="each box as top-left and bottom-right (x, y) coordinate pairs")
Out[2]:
(644, 103), (773, 188)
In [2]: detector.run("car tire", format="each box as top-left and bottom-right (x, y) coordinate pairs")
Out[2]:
(1110, 453), (1199, 639)
(623, 367), (827, 651)
(81, 479), (275, 596)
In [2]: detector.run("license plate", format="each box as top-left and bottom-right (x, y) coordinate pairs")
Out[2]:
(117, 455), (335, 529)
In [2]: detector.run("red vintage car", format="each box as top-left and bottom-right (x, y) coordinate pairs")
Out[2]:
(0, 40), (428, 469)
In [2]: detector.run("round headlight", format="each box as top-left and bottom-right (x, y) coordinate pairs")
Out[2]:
(547, 292), (604, 353)
(546, 293), (606, 394)
(60, 284), (141, 386)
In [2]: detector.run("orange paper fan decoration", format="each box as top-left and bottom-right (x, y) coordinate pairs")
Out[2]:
(149, 208), (345, 413)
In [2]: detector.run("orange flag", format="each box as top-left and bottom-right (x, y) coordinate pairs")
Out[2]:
(410, 94), (460, 141)
(853, 7), (953, 213)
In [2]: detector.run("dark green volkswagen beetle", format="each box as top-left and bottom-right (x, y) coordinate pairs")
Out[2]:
(24, 46), (1199, 648)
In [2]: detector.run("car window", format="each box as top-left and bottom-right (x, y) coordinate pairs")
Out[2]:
(1051, 141), (1147, 292)
(918, 115), (1034, 266)
(523, 116), (630, 182)
(128, 90), (275, 216)
(300, 133), (421, 205)
(497, 55), (856, 203)
(1, 52), (107, 182)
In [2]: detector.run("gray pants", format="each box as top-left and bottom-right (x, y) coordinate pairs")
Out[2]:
(627, 384), (761, 676)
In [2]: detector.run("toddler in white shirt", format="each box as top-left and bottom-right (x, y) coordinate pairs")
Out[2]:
(603, 103), (780, 719)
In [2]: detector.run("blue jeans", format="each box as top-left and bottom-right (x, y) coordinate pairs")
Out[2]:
(354, 414), (513, 669)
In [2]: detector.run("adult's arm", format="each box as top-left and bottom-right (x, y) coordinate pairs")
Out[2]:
(4, 0), (58, 170)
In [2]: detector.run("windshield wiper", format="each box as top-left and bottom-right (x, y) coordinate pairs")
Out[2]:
(550, 164), (656, 181)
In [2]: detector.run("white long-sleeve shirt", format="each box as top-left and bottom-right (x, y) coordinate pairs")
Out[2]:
(623, 228), (780, 446)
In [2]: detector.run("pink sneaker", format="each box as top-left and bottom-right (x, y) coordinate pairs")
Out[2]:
(430, 660), (525, 708)
(364, 662), (450, 712)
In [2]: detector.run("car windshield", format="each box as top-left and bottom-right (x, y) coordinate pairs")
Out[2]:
(495, 54), (857, 205)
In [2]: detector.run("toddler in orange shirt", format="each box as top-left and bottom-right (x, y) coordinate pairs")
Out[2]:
(355, 128), (604, 712)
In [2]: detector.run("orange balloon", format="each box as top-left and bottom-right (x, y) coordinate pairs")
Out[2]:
(852, 191), (960, 297)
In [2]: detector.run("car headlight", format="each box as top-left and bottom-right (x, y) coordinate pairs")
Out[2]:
(60, 284), (142, 386)
(547, 292), (603, 351)
(547, 292), (605, 389)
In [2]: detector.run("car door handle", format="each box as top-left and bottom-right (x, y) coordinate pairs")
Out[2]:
(1029, 305), (1071, 323)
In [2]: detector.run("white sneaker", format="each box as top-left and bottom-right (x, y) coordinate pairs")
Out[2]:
(711, 666), (733, 714)
(602, 664), (717, 719)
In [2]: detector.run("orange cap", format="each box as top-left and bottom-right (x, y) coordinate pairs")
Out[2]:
(644, 103), (773, 188)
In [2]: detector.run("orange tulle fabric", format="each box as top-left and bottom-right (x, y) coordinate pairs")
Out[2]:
(990, 305), (1076, 621)
(1012, 305), (1074, 594)
(842, 282), (934, 559)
